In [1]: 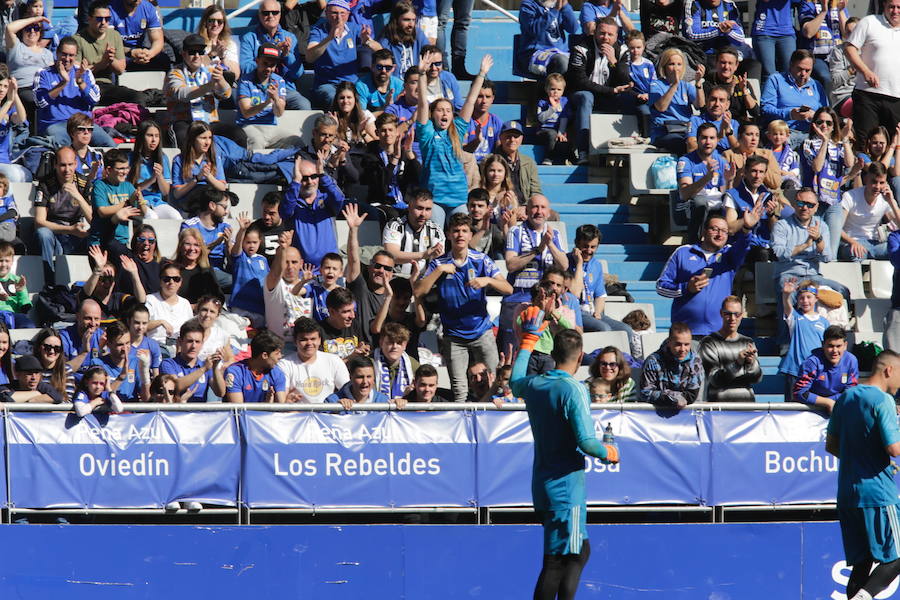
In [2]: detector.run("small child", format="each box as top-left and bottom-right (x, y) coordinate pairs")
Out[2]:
(535, 73), (570, 166)
(91, 148), (145, 248)
(778, 278), (831, 393)
(0, 174), (20, 244)
(73, 366), (123, 417)
(0, 241), (33, 328)
(464, 79), (504, 162)
(766, 120), (801, 189)
(622, 308), (651, 361)
(126, 303), (162, 379)
(296, 252), (344, 322)
(230, 213), (270, 328)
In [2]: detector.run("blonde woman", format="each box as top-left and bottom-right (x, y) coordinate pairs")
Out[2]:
(649, 47), (705, 155)
(172, 228), (223, 305)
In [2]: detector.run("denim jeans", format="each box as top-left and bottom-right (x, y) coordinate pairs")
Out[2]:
(818, 201), (844, 263)
(838, 238), (889, 261)
(581, 311), (640, 357)
(36, 227), (86, 283)
(812, 56), (831, 98)
(752, 34), (796, 84)
(441, 328), (499, 403)
(437, 0), (474, 64)
(46, 120), (116, 147)
(285, 88), (312, 110)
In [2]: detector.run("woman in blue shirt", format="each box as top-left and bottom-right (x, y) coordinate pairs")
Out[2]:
(649, 48), (705, 155)
(415, 49), (492, 210)
(751, 0), (798, 84)
(128, 121), (180, 219)
(171, 121), (228, 211)
(0, 323), (11, 387)
(0, 73), (30, 183)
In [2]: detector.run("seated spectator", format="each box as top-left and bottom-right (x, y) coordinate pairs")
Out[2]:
(403, 363), (452, 403)
(383, 189), (445, 277)
(35, 37), (111, 146)
(82, 246), (145, 317)
(657, 211), (759, 337)
(279, 317), (349, 402)
(181, 187), (232, 283)
(856, 125), (900, 198)
(280, 152), (346, 267)
(766, 119), (801, 189)
(649, 47), (706, 155)
(240, 0), (310, 110)
(33, 146), (92, 284)
(127, 120), (180, 219)
(116, 225), (162, 298)
(801, 106), (855, 253)
(839, 162), (900, 261)
(466, 188), (506, 258)
(567, 17), (632, 163)
(797, 0), (848, 95)
(125, 303), (161, 378)
(33, 327), (76, 400)
(72, 365), (123, 416)
(87, 319), (149, 402)
(224, 330), (286, 403)
(827, 16), (858, 110)
(371, 276), (427, 358)
(149, 373), (188, 403)
(378, 2), (428, 78)
(778, 277), (831, 390)
(108, 0), (169, 71)
(586, 345), (635, 402)
(61, 298), (104, 373)
(492, 121), (542, 206)
(518, 0), (578, 77)
(306, 0), (382, 108)
(145, 263), (193, 348)
(321, 286), (367, 360)
(236, 42), (290, 150)
(74, 0), (147, 106)
(228, 216), (269, 329)
(67, 113), (103, 181)
(6, 354), (63, 403)
(536, 73), (571, 166)
(639, 0), (682, 40)
(500, 194), (568, 351)
(171, 122), (228, 212)
(793, 324), (857, 410)
(480, 154), (522, 217)
(0, 69), (29, 183)
(165, 34), (240, 150)
(171, 227), (223, 304)
(264, 231), (307, 340)
(683, 0), (751, 63)
(639, 322), (703, 408)
(198, 4), (240, 77)
(90, 148), (145, 252)
(359, 112), (420, 221)
(253, 191), (288, 264)
(723, 155), (788, 260)
(0, 175), (22, 250)
(722, 122), (784, 192)
(686, 85), (739, 153)
(326, 355), (392, 409)
(18, 0), (55, 50)
(159, 319), (226, 403)
(464, 79), (503, 161)
(698, 295), (762, 402)
(0, 241), (31, 328)
(417, 43), (462, 110)
(676, 123), (732, 243)
(761, 49), (828, 148)
(355, 48), (403, 113)
(4, 14), (54, 121)
(703, 46), (759, 125)
(372, 322), (419, 400)
(465, 360), (495, 402)
(414, 212), (511, 400)
(294, 113), (361, 187)
(581, 0), (635, 38)
(193, 294), (232, 362)
(331, 80), (376, 146)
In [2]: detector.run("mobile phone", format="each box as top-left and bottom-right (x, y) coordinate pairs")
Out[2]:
(798, 105), (812, 112)
(702, 267), (713, 278)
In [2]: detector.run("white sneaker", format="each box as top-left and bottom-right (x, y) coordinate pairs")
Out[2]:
(108, 393), (123, 414)
(185, 501), (202, 511)
(165, 501), (180, 511)
(74, 402), (91, 418)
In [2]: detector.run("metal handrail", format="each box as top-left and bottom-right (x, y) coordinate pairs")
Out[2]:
(478, 0), (519, 22)
(226, 0), (264, 21)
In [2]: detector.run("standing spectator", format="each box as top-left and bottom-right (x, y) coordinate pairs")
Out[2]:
(683, 0), (751, 63)
(703, 47), (759, 125)
(263, 231), (307, 340)
(493, 122), (542, 203)
(750, 0), (797, 84)
(355, 49), (403, 113)
(378, 2), (428, 78)
(414, 213), (511, 402)
(464, 79), (503, 161)
(698, 295), (762, 402)
(500, 194), (568, 353)
(108, 0), (169, 71)
(585, 346), (635, 402)
(240, 0), (309, 110)
(145, 263), (193, 347)
(649, 47), (706, 155)
(159, 319), (225, 403)
(657, 210), (760, 337)
(639, 322), (703, 408)
(171, 121), (228, 211)
(618, 31), (655, 129)
(237, 42), (289, 150)
(344, 203), (395, 345)
(252, 191), (288, 264)
(34, 38), (111, 146)
(4, 15), (54, 119)
(436, 0), (473, 80)
(794, 325), (857, 410)
(164, 34), (239, 150)
(326, 356), (393, 408)
(385, 68), (422, 134)
(829, 17), (859, 110)
(566, 17), (632, 164)
(224, 330), (286, 403)
(229, 215), (269, 329)
(33, 146), (92, 284)
(279, 318), (350, 403)
(676, 122), (732, 243)
(778, 277), (831, 388)
(797, 0), (848, 95)
(279, 0), (324, 66)
(761, 49), (828, 148)
(306, 0), (381, 108)
(198, 4), (240, 77)
(127, 121), (180, 219)
(839, 162), (900, 261)
(382, 189), (445, 277)
(686, 85), (739, 153)
(518, 0), (578, 77)
(844, 0), (900, 143)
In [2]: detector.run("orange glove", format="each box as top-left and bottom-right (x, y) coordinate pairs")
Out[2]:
(519, 305), (548, 352)
(602, 444), (620, 464)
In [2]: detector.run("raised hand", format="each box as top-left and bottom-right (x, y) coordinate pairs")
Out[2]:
(278, 229), (293, 248)
(694, 64), (706, 82)
(300, 262), (315, 282)
(479, 53), (494, 76)
(237, 211), (251, 231)
(519, 305), (548, 338)
(782, 277), (797, 294)
(120, 255), (139, 274)
(88, 245), (108, 270)
(13, 274), (26, 292)
(341, 202), (368, 229)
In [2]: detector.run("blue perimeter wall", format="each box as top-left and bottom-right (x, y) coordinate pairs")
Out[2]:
(0, 521), (891, 599)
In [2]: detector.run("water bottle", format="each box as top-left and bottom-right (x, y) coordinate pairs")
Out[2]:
(601, 422), (617, 465)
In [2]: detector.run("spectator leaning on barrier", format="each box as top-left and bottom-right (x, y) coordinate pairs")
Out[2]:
(225, 330), (286, 404)
(8, 354), (62, 403)
(586, 345), (635, 402)
(403, 363), (452, 403)
(279, 317), (350, 403)
(698, 295), (762, 402)
(159, 318), (226, 403)
(793, 324), (858, 411)
(33, 327), (76, 401)
(639, 321), (704, 408)
(327, 355), (396, 409)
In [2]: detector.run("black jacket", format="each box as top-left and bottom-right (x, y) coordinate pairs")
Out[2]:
(358, 141), (421, 206)
(565, 34), (630, 98)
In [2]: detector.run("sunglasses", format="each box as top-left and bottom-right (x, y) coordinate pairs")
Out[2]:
(300, 173), (322, 182)
(430, 61), (443, 67)
(814, 119), (833, 126)
(598, 361), (619, 369)
(24, 24), (41, 32)
(722, 310), (742, 318)
(75, 126), (94, 133)
(162, 275), (182, 283)
(137, 236), (156, 244)
(206, 18), (225, 25)
(93, 15), (111, 21)
(261, 9), (280, 15)
(41, 343), (61, 354)
(370, 263), (392, 271)
(186, 47), (207, 56)
(796, 200), (818, 209)
(374, 64), (393, 71)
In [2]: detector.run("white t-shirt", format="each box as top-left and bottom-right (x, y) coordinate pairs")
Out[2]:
(199, 324), (230, 362)
(264, 278), (311, 340)
(840, 187), (889, 241)
(278, 351), (350, 402)
(846, 14), (900, 98)
(145, 293), (194, 345)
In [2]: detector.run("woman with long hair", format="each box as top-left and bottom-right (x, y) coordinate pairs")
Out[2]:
(0, 322), (11, 385)
(801, 105), (855, 256)
(172, 228), (223, 305)
(331, 81), (377, 146)
(3, 14), (53, 126)
(586, 346), (635, 402)
(649, 48), (705, 155)
(197, 4), (240, 78)
(171, 121), (227, 210)
(0, 66), (30, 182)
(32, 327), (76, 401)
(193, 294), (233, 363)
(129, 120), (180, 219)
(479, 154), (521, 216)
(378, 2), (428, 77)
(145, 263), (194, 349)
(416, 50), (493, 212)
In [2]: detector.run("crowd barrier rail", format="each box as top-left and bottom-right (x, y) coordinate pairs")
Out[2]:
(0, 402), (850, 516)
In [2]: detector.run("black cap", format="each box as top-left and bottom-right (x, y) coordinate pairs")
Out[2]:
(182, 34), (206, 50)
(257, 42), (283, 60)
(15, 355), (43, 373)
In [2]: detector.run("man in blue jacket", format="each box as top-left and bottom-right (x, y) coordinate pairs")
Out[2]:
(761, 49), (828, 147)
(793, 325), (858, 410)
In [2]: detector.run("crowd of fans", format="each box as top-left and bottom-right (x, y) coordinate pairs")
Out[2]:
(0, 0), (895, 411)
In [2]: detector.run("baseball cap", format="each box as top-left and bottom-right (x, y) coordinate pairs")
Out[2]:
(182, 34), (206, 50)
(257, 42), (282, 60)
(15, 355), (43, 373)
(501, 120), (525, 136)
(327, 0), (351, 10)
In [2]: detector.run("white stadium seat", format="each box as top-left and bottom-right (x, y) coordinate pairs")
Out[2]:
(589, 114), (641, 153)
(819, 262), (866, 300)
(217, 109), (321, 141)
(119, 71), (166, 90)
(854, 298), (891, 333)
(9, 328), (40, 344)
(629, 152), (676, 195)
(10, 182), (36, 217)
(638, 332), (669, 356)
(602, 302), (657, 333)
(870, 260), (894, 299)
(581, 331), (629, 354)
(228, 183), (279, 219)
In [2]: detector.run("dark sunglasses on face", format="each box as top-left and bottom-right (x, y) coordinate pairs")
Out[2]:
(186, 47), (207, 56)
(598, 361), (619, 369)
(370, 263), (392, 271)
(814, 119), (833, 126)
(722, 311), (741, 318)
(137, 236), (156, 244)
(93, 15), (111, 21)
(430, 61), (443, 67)
(207, 18), (224, 24)
(75, 126), (94, 133)
(261, 9), (280, 15)
(41, 343), (61, 354)
(24, 24), (41, 32)
(162, 275), (182, 283)
(300, 173), (321, 182)
(796, 200), (817, 209)
(374, 64), (393, 71)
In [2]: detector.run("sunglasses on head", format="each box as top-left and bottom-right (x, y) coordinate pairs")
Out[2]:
(162, 275), (182, 283)
(41, 343), (61, 354)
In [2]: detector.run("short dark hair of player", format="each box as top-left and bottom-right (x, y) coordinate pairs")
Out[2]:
(669, 321), (692, 338)
(292, 316), (323, 341)
(325, 287), (355, 311)
(261, 190), (282, 208)
(179, 318), (205, 339)
(551, 329), (583, 364)
(250, 330), (284, 357)
(575, 224), (601, 244)
(823, 325), (847, 343)
(447, 212), (472, 232)
(872, 349), (900, 373)
(414, 363), (438, 380)
(347, 355), (374, 375)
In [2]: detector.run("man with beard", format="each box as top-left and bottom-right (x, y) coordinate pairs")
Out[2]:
(181, 187), (233, 290)
(377, 2), (428, 78)
(252, 191), (289, 264)
(355, 49), (403, 113)
(343, 203), (395, 345)
(320, 286), (368, 360)
(382, 189), (445, 276)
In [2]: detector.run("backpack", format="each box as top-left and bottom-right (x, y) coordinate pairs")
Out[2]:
(33, 284), (79, 327)
(852, 341), (882, 373)
(651, 155), (678, 190)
